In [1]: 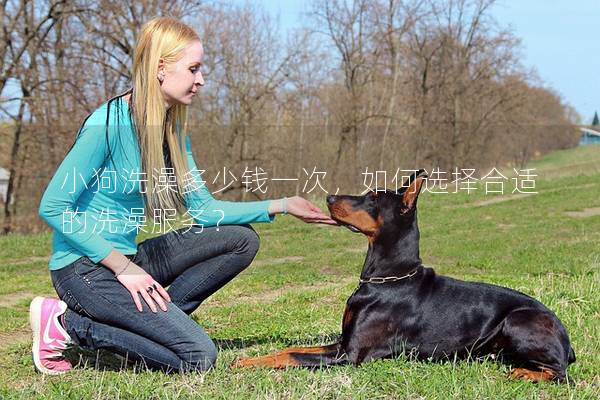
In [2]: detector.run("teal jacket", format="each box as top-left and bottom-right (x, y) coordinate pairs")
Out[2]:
(39, 96), (274, 270)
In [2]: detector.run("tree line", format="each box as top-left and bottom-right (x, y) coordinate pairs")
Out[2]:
(0, 0), (580, 233)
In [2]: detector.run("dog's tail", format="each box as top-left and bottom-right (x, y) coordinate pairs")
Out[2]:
(231, 343), (347, 369)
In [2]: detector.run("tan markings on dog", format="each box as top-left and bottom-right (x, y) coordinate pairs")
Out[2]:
(328, 200), (353, 219)
(509, 367), (555, 382)
(342, 306), (354, 331)
(367, 216), (384, 244)
(330, 200), (380, 237)
(231, 345), (338, 369)
(402, 176), (425, 209)
(346, 210), (379, 234)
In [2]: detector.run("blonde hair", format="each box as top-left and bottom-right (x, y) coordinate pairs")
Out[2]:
(130, 17), (200, 219)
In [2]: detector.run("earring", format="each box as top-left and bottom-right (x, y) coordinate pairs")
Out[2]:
(158, 72), (165, 83)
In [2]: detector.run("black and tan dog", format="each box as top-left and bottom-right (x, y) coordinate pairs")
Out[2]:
(232, 170), (575, 382)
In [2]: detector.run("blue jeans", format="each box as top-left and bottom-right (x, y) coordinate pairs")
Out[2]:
(50, 224), (260, 373)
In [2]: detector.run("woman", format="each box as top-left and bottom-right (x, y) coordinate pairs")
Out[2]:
(30, 17), (336, 375)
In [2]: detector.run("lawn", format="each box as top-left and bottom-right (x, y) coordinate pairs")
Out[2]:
(1, 145), (599, 399)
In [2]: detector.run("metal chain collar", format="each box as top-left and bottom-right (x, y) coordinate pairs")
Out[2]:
(358, 267), (420, 284)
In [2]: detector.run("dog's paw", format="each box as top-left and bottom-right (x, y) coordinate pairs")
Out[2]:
(509, 367), (555, 382)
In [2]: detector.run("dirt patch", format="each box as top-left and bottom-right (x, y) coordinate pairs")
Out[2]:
(565, 207), (600, 218)
(4, 256), (48, 267)
(446, 194), (534, 209)
(0, 328), (30, 349)
(206, 277), (356, 308)
(0, 291), (40, 307)
(497, 223), (516, 230)
(252, 256), (304, 267)
(468, 193), (536, 208)
(344, 247), (367, 254)
(319, 266), (350, 276)
(448, 182), (598, 209)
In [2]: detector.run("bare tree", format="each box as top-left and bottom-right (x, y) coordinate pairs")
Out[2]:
(309, 0), (379, 185)
(369, 0), (420, 169)
(192, 2), (296, 199)
(1, 0), (76, 233)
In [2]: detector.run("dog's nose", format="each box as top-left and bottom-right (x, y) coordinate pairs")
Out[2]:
(326, 195), (336, 205)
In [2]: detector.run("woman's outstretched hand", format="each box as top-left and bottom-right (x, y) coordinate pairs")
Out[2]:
(281, 196), (338, 225)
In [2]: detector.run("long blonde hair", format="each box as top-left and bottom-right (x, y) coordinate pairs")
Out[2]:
(130, 17), (199, 220)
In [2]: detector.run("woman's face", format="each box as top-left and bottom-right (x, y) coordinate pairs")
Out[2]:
(159, 40), (205, 107)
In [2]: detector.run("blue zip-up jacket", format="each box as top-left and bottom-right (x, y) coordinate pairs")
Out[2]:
(39, 96), (274, 270)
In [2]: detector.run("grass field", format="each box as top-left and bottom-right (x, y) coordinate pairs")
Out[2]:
(1, 145), (599, 399)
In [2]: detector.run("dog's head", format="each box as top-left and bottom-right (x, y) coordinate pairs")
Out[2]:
(326, 169), (427, 241)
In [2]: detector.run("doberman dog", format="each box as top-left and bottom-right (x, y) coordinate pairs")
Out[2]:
(232, 170), (575, 382)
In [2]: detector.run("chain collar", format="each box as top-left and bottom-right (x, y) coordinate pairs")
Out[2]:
(358, 266), (421, 284)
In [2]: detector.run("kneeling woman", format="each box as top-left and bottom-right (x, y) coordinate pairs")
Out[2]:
(31, 17), (335, 375)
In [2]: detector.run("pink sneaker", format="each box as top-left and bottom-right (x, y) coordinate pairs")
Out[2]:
(29, 296), (73, 375)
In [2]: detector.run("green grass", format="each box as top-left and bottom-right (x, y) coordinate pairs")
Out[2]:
(1, 145), (600, 399)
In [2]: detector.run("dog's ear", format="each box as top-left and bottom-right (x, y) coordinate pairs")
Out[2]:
(400, 170), (427, 211)
(400, 169), (426, 189)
